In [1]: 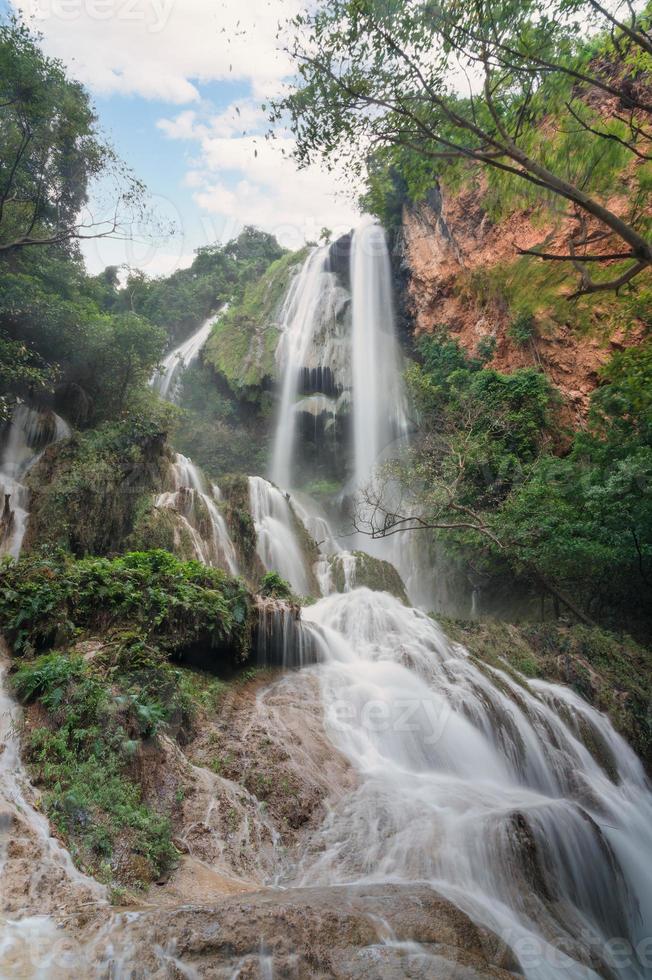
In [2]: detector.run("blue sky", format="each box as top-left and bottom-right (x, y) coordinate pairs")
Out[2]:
(7, 0), (359, 274)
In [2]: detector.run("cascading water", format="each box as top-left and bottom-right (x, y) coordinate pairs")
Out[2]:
(155, 452), (239, 575)
(260, 220), (652, 975)
(270, 248), (349, 490)
(3, 221), (652, 978)
(0, 405), (70, 558)
(248, 476), (314, 595)
(350, 219), (409, 493)
(150, 311), (221, 402)
(293, 589), (652, 978)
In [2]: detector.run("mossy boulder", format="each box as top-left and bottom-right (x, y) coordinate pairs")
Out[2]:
(204, 249), (309, 394)
(218, 474), (263, 581)
(127, 500), (199, 561)
(327, 550), (409, 604)
(23, 418), (171, 558)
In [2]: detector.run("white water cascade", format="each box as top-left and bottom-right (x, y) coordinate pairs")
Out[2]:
(270, 249), (349, 489)
(0, 405), (70, 558)
(155, 452), (239, 575)
(150, 311), (220, 402)
(294, 589), (652, 978)
(350, 220), (409, 492)
(248, 476), (314, 595)
(260, 220), (652, 975)
(2, 221), (651, 978)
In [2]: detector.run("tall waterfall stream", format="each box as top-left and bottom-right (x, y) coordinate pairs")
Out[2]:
(0, 223), (651, 977)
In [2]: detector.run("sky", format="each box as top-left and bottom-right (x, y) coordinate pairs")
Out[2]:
(7, 0), (360, 275)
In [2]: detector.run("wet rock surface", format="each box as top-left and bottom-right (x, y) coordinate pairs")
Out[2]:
(100, 883), (520, 979)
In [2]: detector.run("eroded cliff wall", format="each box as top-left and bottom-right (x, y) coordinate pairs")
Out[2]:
(401, 179), (647, 421)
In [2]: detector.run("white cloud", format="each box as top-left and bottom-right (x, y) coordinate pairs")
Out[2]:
(160, 103), (360, 247)
(12, 0), (299, 102)
(11, 0), (360, 266)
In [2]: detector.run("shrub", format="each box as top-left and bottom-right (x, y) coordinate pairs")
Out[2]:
(258, 571), (294, 600)
(508, 311), (536, 347)
(13, 651), (178, 889)
(0, 548), (253, 663)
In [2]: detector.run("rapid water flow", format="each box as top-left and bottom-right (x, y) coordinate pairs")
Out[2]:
(296, 589), (652, 978)
(248, 475), (314, 595)
(0, 405), (70, 558)
(270, 249), (346, 489)
(263, 220), (652, 976)
(2, 221), (651, 977)
(350, 220), (409, 492)
(156, 452), (239, 575)
(150, 311), (221, 402)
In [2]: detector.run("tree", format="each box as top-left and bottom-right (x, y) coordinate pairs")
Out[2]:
(354, 334), (652, 629)
(273, 0), (652, 295)
(0, 18), (145, 254)
(0, 333), (53, 422)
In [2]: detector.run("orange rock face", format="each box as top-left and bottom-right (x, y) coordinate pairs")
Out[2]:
(402, 182), (647, 424)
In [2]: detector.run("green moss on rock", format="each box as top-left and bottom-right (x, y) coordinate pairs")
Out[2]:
(219, 474), (262, 581)
(23, 417), (171, 558)
(328, 551), (409, 604)
(127, 499), (198, 561)
(204, 249), (308, 392)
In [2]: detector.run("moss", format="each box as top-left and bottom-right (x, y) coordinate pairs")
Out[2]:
(455, 253), (639, 342)
(287, 499), (321, 598)
(23, 418), (170, 558)
(440, 618), (652, 767)
(219, 473), (263, 581)
(204, 248), (308, 392)
(126, 499), (197, 560)
(328, 551), (409, 603)
(12, 649), (182, 891)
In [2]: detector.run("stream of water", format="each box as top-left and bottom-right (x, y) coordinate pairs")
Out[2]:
(150, 311), (223, 403)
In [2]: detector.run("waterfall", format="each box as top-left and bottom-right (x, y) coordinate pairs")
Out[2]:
(0, 405), (70, 558)
(2, 220), (652, 978)
(350, 220), (409, 492)
(258, 219), (652, 976)
(155, 452), (239, 575)
(150, 311), (220, 402)
(254, 597), (323, 669)
(297, 588), (652, 978)
(270, 248), (349, 489)
(248, 476), (314, 595)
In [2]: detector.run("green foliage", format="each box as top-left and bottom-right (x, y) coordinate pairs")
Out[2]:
(23, 406), (173, 556)
(508, 311), (536, 347)
(0, 548), (253, 662)
(405, 333), (652, 632)
(0, 333), (54, 421)
(475, 335), (497, 364)
(259, 571), (294, 600)
(274, 0), (651, 294)
(0, 246), (167, 425)
(204, 249), (307, 392)
(110, 227), (285, 349)
(410, 333), (554, 504)
(496, 340), (652, 629)
(12, 650), (179, 888)
(0, 18), (139, 254)
(174, 361), (269, 477)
